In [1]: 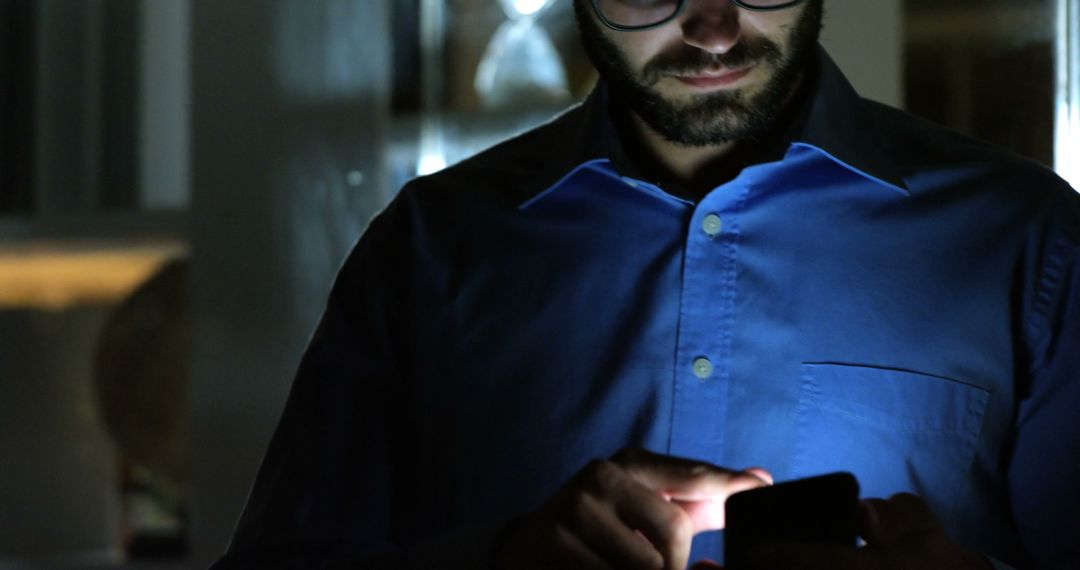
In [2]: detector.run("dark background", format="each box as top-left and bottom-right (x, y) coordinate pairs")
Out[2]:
(0, 0), (1063, 567)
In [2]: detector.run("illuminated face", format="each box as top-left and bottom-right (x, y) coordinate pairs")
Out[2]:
(575, 0), (823, 146)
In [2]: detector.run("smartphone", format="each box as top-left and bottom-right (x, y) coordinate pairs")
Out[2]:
(724, 471), (859, 570)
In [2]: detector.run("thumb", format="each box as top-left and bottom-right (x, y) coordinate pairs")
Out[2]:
(669, 470), (773, 531)
(670, 470), (773, 532)
(611, 449), (772, 532)
(613, 449), (771, 501)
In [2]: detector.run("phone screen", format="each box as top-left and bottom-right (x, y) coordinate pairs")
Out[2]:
(724, 472), (859, 570)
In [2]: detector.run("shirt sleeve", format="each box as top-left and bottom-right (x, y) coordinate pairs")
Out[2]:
(208, 195), (506, 569)
(1009, 187), (1080, 569)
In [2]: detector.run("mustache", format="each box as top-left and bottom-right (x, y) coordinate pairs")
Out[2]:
(641, 38), (783, 85)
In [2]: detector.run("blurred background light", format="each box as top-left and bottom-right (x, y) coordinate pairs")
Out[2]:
(417, 152), (448, 176)
(1056, 0), (1080, 189)
(474, 9), (570, 109)
(0, 243), (186, 311)
(509, 0), (550, 18)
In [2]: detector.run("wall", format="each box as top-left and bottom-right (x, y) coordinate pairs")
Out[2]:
(0, 307), (120, 566)
(820, 0), (904, 108)
(139, 0), (191, 211)
(187, 1), (391, 565)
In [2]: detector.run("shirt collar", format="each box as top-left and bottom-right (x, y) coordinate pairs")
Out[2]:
(515, 45), (909, 208)
(797, 46), (909, 195)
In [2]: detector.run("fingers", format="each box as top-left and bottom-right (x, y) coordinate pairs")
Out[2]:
(603, 458), (695, 569)
(574, 458), (691, 570)
(612, 448), (771, 533)
(567, 490), (664, 570)
(859, 493), (942, 547)
(618, 497), (693, 570)
(743, 466), (774, 485)
(498, 450), (774, 570)
(587, 449), (772, 568)
(550, 523), (614, 570)
(672, 497), (725, 532)
(614, 449), (772, 500)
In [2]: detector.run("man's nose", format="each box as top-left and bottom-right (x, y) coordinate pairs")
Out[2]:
(679, 0), (741, 54)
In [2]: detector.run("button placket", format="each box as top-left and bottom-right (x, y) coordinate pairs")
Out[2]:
(669, 186), (747, 461)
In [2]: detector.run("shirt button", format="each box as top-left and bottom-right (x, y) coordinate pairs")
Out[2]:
(702, 214), (723, 237)
(692, 357), (714, 380)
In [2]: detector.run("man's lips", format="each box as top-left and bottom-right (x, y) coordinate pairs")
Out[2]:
(671, 64), (756, 89)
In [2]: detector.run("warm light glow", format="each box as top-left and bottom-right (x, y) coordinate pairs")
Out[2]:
(0, 243), (187, 311)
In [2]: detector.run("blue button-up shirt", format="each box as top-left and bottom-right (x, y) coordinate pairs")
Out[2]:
(215, 48), (1080, 569)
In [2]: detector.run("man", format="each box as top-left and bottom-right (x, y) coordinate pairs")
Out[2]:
(211, 0), (1080, 568)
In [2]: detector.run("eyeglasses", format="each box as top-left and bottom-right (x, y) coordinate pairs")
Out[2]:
(591, 0), (806, 31)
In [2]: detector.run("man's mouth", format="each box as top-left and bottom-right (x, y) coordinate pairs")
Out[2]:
(671, 63), (757, 89)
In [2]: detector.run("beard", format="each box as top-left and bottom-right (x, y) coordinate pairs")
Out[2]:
(574, 0), (823, 147)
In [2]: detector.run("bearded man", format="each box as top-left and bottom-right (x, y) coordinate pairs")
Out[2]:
(210, 1), (1080, 568)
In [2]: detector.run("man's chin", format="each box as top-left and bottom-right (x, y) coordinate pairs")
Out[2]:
(655, 80), (744, 100)
(655, 120), (753, 147)
(651, 81), (761, 114)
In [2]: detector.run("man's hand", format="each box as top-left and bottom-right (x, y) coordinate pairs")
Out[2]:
(494, 448), (772, 570)
(748, 492), (992, 570)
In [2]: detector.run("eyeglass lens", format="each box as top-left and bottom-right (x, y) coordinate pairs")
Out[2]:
(596, 0), (796, 29)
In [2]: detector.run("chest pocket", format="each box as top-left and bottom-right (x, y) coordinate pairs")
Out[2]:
(791, 363), (990, 515)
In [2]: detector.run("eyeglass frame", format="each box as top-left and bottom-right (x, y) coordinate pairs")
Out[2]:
(590, 0), (807, 32)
